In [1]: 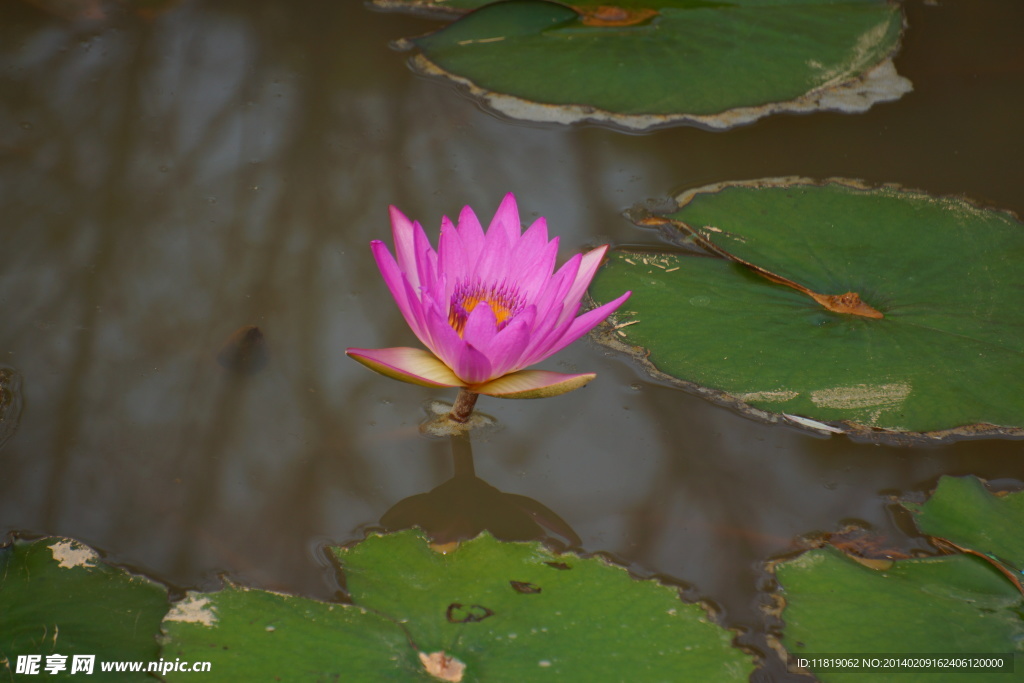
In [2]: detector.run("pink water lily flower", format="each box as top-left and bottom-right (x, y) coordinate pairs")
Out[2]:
(346, 193), (630, 416)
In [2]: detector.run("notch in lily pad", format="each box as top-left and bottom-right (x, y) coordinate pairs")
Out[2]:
(386, 0), (911, 130)
(589, 177), (1024, 443)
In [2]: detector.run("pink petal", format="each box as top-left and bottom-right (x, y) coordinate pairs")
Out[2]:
(531, 252), (580, 324)
(455, 205), (485, 264)
(516, 300), (564, 366)
(438, 215), (468, 292)
(517, 216), (549, 252)
(422, 293), (467, 369)
(488, 193), (522, 244)
(472, 370), (596, 398)
(451, 342), (494, 385)
(510, 227), (558, 301)
(412, 219), (438, 289)
(481, 312), (534, 377)
(525, 290), (631, 366)
(461, 301), (499, 348)
(346, 347), (464, 388)
(562, 245), (609, 311)
(388, 206), (426, 291)
(473, 194), (524, 283)
(476, 221), (516, 284)
(371, 240), (425, 341)
(400, 275), (436, 351)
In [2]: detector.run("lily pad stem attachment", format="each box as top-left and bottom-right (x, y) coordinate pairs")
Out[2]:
(449, 389), (479, 423)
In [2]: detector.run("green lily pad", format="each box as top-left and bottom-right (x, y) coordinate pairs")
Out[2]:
(161, 530), (753, 680)
(334, 529), (756, 680)
(771, 479), (1024, 679)
(392, 0), (910, 130)
(0, 537), (168, 681)
(904, 476), (1024, 574)
(589, 177), (1024, 443)
(159, 584), (416, 681)
(769, 546), (1024, 680)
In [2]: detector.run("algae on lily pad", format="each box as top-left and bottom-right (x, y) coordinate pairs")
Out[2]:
(391, 0), (911, 130)
(0, 537), (168, 681)
(589, 177), (1024, 443)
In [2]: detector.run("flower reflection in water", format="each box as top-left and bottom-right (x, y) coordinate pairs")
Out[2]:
(380, 434), (580, 550)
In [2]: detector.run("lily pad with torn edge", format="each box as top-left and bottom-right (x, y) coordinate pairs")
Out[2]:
(766, 479), (1024, 679)
(0, 536), (168, 681)
(902, 475), (1024, 586)
(588, 177), (1024, 443)
(388, 0), (911, 131)
(766, 546), (1024, 680)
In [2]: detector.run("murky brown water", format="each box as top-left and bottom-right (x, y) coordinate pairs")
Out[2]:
(1, 0), (1022, 678)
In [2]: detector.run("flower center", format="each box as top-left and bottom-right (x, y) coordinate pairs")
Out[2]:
(448, 280), (523, 337)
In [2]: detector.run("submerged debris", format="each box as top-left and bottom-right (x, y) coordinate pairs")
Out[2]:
(216, 325), (268, 374)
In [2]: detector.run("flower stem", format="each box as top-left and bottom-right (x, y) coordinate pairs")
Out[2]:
(449, 388), (479, 423)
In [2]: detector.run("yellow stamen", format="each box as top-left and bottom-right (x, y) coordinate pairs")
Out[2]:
(448, 280), (522, 337)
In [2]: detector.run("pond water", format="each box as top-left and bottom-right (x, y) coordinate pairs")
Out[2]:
(1, 0), (1022, 678)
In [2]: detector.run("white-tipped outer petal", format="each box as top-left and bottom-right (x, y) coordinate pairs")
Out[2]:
(345, 347), (465, 388)
(472, 370), (596, 398)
